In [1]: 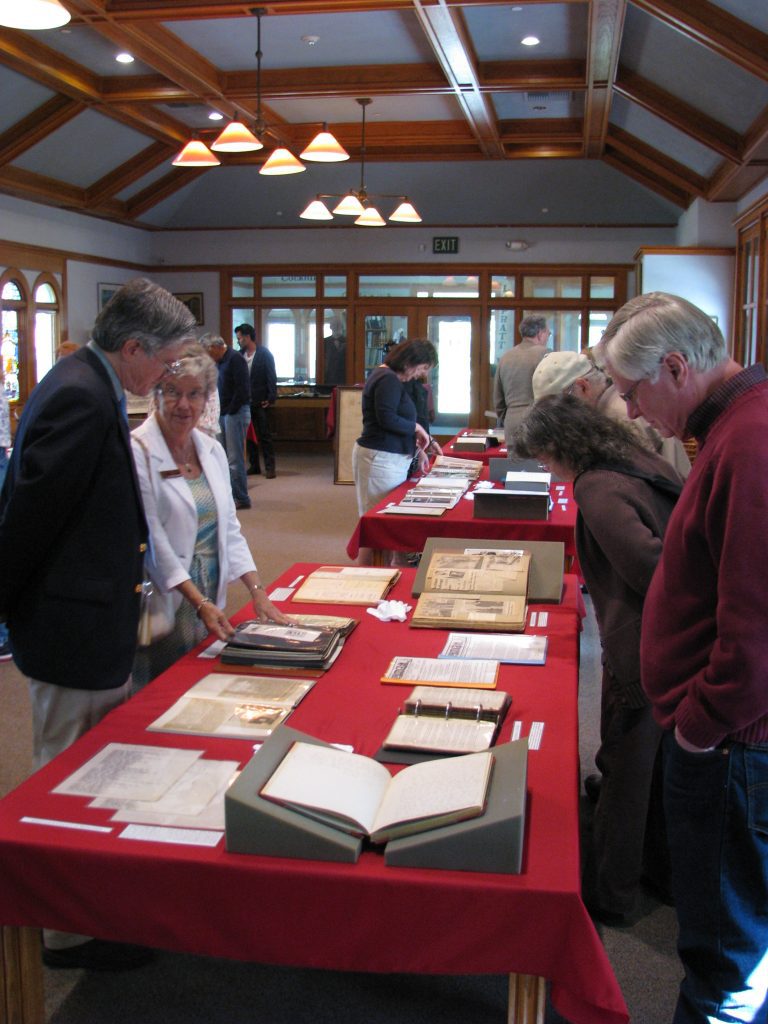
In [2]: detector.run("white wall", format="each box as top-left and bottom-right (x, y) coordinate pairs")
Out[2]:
(0, 194), (151, 265)
(148, 224), (677, 268)
(676, 199), (737, 247)
(641, 252), (734, 342)
(736, 177), (768, 216)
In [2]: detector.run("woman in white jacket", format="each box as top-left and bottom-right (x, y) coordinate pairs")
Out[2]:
(132, 342), (287, 687)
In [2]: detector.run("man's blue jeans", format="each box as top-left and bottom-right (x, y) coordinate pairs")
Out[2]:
(220, 405), (250, 506)
(663, 731), (768, 1023)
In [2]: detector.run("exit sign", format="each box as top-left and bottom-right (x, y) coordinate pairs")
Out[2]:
(432, 236), (459, 254)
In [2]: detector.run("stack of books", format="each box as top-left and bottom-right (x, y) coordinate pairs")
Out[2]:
(429, 454), (483, 481)
(383, 476), (468, 516)
(220, 617), (354, 673)
(452, 429), (503, 453)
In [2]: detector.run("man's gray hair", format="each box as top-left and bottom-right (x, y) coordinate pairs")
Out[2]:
(520, 315), (548, 339)
(92, 278), (197, 355)
(165, 341), (218, 397)
(604, 292), (727, 380)
(199, 333), (227, 351)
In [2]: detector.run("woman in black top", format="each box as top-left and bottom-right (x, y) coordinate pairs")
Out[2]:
(353, 339), (441, 560)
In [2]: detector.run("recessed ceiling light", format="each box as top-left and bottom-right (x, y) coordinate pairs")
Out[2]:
(301, 35), (319, 46)
(208, 111), (224, 121)
(521, 36), (540, 46)
(115, 52), (134, 64)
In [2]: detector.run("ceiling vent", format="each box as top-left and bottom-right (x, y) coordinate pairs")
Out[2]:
(525, 91), (573, 103)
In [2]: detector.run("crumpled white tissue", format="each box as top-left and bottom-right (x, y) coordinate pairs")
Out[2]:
(366, 599), (412, 622)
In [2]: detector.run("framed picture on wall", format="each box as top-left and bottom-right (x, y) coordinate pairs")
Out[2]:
(97, 283), (121, 310)
(174, 292), (204, 325)
(334, 385), (364, 485)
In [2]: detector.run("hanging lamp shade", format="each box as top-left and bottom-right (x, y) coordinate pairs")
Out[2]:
(355, 205), (386, 227)
(0, 0), (70, 28)
(211, 121), (263, 152)
(300, 199), (333, 221)
(332, 193), (365, 216)
(260, 147), (306, 175)
(172, 140), (221, 167)
(389, 200), (422, 224)
(300, 127), (349, 163)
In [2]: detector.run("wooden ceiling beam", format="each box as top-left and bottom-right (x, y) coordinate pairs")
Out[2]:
(707, 108), (768, 201)
(602, 150), (689, 207)
(126, 167), (210, 219)
(630, 0), (768, 84)
(0, 28), (190, 146)
(75, 1), (287, 141)
(500, 118), (583, 146)
(413, 0), (505, 160)
(0, 28), (101, 101)
(85, 141), (176, 206)
(584, 0), (625, 158)
(614, 67), (742, 162)
(0, 97), (86, 167)
(479, 59), (585, 92)
(605, 124), (707, 196)
(73, 1), (569, 22)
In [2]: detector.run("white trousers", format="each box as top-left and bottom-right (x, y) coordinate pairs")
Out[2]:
(352, 443), (412, 515)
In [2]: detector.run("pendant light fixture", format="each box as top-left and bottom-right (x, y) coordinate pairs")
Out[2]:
(172, 139), (221, 167)
(299, 99), (422, 226)
(173, 8), (346, 175)
(0, 0), (70, 29)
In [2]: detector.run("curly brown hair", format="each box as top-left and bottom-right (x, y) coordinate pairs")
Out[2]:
(513, 393), (647, 475)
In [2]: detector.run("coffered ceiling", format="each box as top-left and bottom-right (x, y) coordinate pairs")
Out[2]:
(0, 0), (766, 230)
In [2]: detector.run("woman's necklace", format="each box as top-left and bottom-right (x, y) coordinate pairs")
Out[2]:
(167, 441), (196, 475)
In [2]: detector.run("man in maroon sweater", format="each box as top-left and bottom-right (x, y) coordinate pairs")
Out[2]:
(605, 292), (768, 1024)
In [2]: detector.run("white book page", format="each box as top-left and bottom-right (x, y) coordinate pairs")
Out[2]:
(52, 743), (203, 802)
(439, 632), (547, 664)
(371, 751), (492, 834)
(261, 742), (391, 835)
(384, 715), (496, 753)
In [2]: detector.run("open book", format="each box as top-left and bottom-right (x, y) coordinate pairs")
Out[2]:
(382, 685), (510, 754)
(411, 548), (531, 632)
(147, 673), (314, 739)
(293, 565), (400, 606)
(260, 741), (493, 843)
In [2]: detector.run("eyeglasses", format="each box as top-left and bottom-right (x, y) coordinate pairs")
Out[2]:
(160, 384), (206, 404)
(143, 346), (181, 377)
(618, 378), (645, 405)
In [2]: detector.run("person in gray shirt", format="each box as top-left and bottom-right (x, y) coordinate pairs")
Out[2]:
(493, 314), (550, 446)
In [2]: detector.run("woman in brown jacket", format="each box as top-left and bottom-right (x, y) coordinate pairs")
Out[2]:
(515, 393), (683, 925)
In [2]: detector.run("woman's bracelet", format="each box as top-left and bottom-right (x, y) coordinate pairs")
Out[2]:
(195, 596), (214, 617)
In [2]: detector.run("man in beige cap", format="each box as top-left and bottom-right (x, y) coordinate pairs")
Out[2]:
(532, 349), (690, 477)
(493, 314), (550, 447)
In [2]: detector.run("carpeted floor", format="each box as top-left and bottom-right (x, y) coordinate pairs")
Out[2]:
(0, 449), (680, 1023)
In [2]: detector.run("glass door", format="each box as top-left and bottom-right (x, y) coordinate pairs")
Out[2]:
(420, 309), (479, 435)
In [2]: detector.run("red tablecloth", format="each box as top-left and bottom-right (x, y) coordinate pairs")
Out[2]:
(0, 565), (624, 1024)
(346, 470), (577, 561)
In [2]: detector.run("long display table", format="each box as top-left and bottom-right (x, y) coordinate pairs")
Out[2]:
(346, 470), (577, 567)
(0, 564), (625, 1024)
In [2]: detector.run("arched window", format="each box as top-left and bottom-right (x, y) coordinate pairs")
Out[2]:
(1, 271), (28, 405)
(32, 273), (62, 383)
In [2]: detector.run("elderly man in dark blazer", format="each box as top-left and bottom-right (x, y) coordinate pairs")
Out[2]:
(0, 277), (196, 971)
